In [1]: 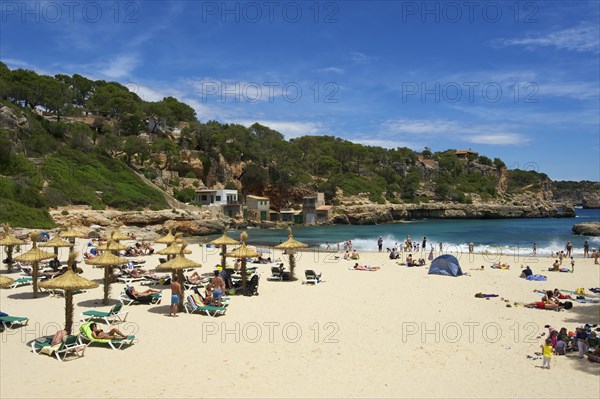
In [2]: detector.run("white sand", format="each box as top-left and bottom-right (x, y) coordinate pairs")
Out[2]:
(1, 240), (599, 398)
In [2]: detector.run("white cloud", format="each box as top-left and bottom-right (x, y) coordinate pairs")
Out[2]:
(494, 24), (600, 53)
(349, 52), (372, 63)
(317, 67), (344, 74)
(99, 54), (140, 79)
(381, 118), (529, 145)
(230, 119), (323, 138)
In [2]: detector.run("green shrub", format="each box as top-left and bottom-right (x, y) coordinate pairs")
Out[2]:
(61, 210), (69, 215)
(0, 199), (55, 228)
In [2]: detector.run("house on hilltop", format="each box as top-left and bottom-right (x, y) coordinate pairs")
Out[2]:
(194, 188), (241, 217)
(455, 149), (479, 160)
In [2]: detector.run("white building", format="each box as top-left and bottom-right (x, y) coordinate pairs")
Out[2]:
(194, 189), (240, 217)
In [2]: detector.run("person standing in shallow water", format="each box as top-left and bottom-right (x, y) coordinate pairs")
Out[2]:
(565, 241), (573, 257)
(583, 240), (589, 258)
(377, 236), (383, 252)
(533, 243), (537, 256)
(422, 237), (427, 251)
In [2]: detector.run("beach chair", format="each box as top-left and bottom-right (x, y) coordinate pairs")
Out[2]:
(9, 277), (33, 289)
(120, 286), (161, 306)
(31, 335), (86, 361)
(0, 314), (29, 329)
(117, 273), (145, 285)
(303, 270), (322, 284)
(78, 322), (135, 350)
(81, 303), (129, 325)
(184, 295), (227, 317)
(267, 267), (285, 281)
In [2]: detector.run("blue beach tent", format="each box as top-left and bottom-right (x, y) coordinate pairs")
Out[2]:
(428, 255), (463, 277)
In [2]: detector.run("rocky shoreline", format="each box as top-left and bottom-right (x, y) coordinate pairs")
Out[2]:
(572, 222), (600, 237)
(43, 201), (577, 238)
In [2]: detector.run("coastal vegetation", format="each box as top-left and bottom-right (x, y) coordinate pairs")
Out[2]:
(0, 63), (595, 227)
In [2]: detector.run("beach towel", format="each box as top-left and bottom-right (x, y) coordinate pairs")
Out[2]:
(526, 274), (547, 281)
(590, 288), (600, 294)
(475, 293), (499, 298)
(575, 299), (599, 303)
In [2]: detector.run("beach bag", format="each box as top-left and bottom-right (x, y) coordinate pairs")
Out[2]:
(576, 288), (585, 295)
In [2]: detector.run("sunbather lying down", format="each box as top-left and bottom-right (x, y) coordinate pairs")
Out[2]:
(90, 323), (128, 340)
(523, 301), (573, 311)
(350, 263), (379, 271)
(129, 286), (160, 298)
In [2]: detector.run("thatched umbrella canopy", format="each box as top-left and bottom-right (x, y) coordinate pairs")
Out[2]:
(59, 227), (86, 246)
(226, 231), (259, 290)
(110, 230), (130, 242)
(0, 275), (14, 288)
(155, 229), (176, 245)
(14, 233), (55, 298)
(85, 246), (128, 305)
(156, 244), (201, 312)
(0, 224), (25, 273)
(156, 233), (188, 260)
(275, 227), (308, 281)
(40, 252), (98, 332)
(96, 240), (128, 253)
(39, 235), (72, 261)
(210, 227), (239, 269)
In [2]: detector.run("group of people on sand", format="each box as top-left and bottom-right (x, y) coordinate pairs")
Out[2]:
(124, 242), (154, 256)
(539, 324), (600, 368)
(523, 288), (573, 311)
(343, 250), (360, 260)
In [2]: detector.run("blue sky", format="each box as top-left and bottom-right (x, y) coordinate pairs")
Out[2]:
(1, 0), (599, 180)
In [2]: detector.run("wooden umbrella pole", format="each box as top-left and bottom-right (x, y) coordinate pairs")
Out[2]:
(241, 258), (248, 290)
(32, 261), (39, 298)
(6, 246), (14, 273)
(221, 245), (227, 268)
(289, 253), (296, 281)
(103, 266), (111, 305)
(65, 290), (74, 333)
(177, 269), (185, 312)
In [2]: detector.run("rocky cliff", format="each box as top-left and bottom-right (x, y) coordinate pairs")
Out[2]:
(572, 222), (600, 236)
(333, 201), (574, 225)
(552, 190), (600, 208)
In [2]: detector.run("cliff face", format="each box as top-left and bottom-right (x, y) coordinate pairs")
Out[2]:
(572, 222), (600, 236)
(552, 190), (600, 208)
(333, 201), (574, 225)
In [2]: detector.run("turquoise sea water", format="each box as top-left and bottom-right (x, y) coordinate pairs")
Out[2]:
(207, 209), (600, 256)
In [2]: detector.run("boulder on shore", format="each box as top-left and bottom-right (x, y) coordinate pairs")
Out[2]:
(572, 222), (600, 237)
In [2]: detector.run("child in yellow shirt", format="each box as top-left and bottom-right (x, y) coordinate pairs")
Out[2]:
(541, 338), (553, 369)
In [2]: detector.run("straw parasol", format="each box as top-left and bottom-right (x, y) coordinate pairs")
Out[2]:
(155, 228), (176, 245)
(39, 235), (72, 262)
(59, 226), (86, 246)
(156, 244), (201, 312)
(40, 251), (98, 332)
(96, 240), (129, 253)
(156, 233), (189, 260)
(85, 242), (129, 305)
(210, 226), (239, 269)
(110, 229), (130, 242)
(225, 231), (260, 290)
(275, 227), (308, 281)
(0, 275), (14, 288)
(0, 224), (25, 272)
(14, 232), (55, 298)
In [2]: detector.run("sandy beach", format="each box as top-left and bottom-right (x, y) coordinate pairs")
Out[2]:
(1, 239), (599, 398)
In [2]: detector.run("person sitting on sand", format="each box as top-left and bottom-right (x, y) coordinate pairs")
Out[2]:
(587, 346), (600, 363)
(90, 323), (128, 340)
(389, 248), (399, 260)
(523, 300), (572, 311)
(352, 263), (379, 271)
(129, 286), (159, 298)
(520, 266), (533, 278)
(406, 254), (416, 266)
(351, 250), (360, 260)
(549, 260), (560, 272)
(343, 251), (350, 260)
